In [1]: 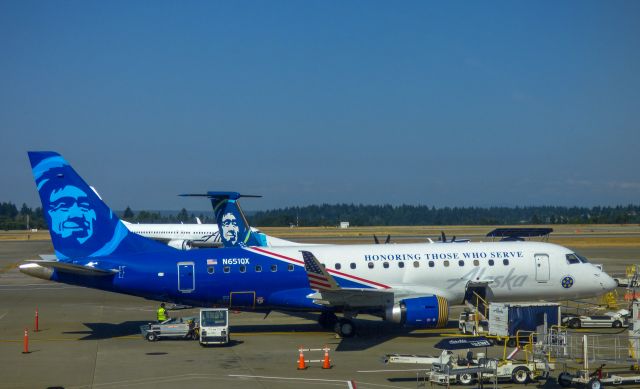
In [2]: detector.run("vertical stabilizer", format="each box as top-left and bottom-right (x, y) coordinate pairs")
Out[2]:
(181, 192), (264, 247)
(28, 151), (172, 259)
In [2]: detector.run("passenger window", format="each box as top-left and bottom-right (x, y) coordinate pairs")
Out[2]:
(444, 260), (449, 267)
(413, 261), (420, 268)
(458, 260), (464, 267)
(503, 259), (509, 266)
(288, 264), (294, 271)
(473, 260), (479, 266)
(239, 265), (246, 273)
(383, 262), (389, 269)
(270, 264), (277, 272)
(488, 259), (494, 266)
(207, 266), (214, 274)
(398, 262), (405, 268)
(335, 263), (341, 270)
(566, 254), (580, 264)
(350, 263), (356, 269)
(428, 261), (434, 268)
(368, 262), (374, 269)
(223, 266), (230, 273)
(255, 265), (262, 272)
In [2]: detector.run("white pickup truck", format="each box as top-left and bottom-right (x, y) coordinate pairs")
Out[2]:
(562, 309), (629, 329)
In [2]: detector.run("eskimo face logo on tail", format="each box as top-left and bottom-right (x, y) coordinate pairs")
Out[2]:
(221, 212), (240, 246)
(31, 152), (125, 259)
(48, 185), (96, 243)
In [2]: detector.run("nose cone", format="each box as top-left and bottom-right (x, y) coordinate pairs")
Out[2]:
(600, 271), (618, 292)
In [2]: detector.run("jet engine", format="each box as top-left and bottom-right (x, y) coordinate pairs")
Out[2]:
(167, 240), (193, 250)
(384, 296), (449, 328)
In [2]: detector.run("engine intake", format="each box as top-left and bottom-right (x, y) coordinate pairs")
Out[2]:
(384, 296), (449, 328)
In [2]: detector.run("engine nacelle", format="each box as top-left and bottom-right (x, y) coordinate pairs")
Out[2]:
(167, 239), (193, 250)
(384, 296), (449, 328)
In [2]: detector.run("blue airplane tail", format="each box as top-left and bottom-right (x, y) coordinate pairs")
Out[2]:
(181, 192), (265, 247)
(28, 151), (173, 259)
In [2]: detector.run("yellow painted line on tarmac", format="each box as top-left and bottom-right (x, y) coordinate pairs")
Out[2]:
(0, 263), (18, 274)
(412, 328), (459, 334)
(234, 331), (331, 336)
(0, 335), (141, 342)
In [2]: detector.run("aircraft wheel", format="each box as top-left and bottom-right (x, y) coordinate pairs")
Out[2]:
(569, 318), (581, 329)
(146, 332), (158, 342)
(457, 372), (475, 385)
(557, 372), (572, 387)
(612, 320), (623, 328)
(511, 366), (530, 384)
(586, 378), (602, 389)
(335, 319), (356, 338)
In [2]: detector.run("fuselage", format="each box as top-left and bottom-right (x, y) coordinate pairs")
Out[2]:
(31, 241), (616, 312)
(123, 221), (302, 249)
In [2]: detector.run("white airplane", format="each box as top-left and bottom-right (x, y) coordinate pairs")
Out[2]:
(121, 220), (303, 249)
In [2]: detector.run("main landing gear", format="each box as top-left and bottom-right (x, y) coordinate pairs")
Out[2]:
(334, 318), (356, 338)
(318, 312), (356, 338)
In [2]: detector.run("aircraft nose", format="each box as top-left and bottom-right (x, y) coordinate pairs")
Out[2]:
(600, 272), (618, 291)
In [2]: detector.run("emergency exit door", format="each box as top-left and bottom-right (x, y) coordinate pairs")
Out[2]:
(535, 254), (550, 282)
(178, 262), (195, 293)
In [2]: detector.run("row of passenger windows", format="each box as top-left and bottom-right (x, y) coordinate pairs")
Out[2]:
(208, 263), (296, 274)
(207, 258), (513, 275)
(334, 258), (511, 270)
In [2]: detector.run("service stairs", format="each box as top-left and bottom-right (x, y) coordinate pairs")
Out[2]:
(466, 290), (489, 321)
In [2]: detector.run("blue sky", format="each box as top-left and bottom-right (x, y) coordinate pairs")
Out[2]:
(1, 1), (639, 211)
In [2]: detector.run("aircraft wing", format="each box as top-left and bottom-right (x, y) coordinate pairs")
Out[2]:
(301, 250), (395, 308)
(25, 260), (118, 276)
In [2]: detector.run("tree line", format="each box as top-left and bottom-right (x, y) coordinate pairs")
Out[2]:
(0, 203), (208, 230)
(1, 201), (639, 230)
(250, 204), (640, 227)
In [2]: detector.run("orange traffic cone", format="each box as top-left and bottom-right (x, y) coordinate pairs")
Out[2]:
(322, 347), (331, 369)
(22, 328), (29, 354)
(297, 348), (307, 370)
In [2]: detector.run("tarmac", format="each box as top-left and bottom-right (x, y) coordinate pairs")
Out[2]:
(1, 237), (640, 388)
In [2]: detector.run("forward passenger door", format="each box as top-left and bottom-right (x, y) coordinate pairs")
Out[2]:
(535, 254), (550, 282)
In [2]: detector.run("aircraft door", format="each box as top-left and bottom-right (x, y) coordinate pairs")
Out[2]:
(178, 261), (195, 293)
(229, 291), (256, 309)
(535, 254), (550, 282)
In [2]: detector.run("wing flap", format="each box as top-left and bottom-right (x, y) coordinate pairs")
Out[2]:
(309, 288), (395, 308)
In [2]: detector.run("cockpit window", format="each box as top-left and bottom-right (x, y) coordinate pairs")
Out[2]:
(576, 254), (589, 263)
(566, 254), (581, 265)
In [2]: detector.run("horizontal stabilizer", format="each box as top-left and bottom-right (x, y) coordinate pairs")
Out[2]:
(179, 192), (262, 200)
(25, 260), (118, 276)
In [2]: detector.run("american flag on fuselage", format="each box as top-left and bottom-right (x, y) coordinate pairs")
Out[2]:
(301, 250), (339, 291)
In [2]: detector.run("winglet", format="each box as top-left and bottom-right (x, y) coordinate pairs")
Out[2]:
(301, 251), (340, 291)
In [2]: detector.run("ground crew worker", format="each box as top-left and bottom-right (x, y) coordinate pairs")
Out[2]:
(186, 318), (197, 340)
(157, 303), (168, 322)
